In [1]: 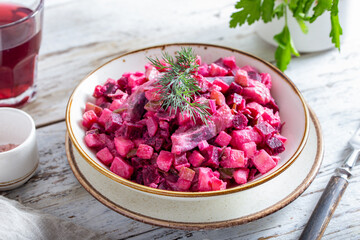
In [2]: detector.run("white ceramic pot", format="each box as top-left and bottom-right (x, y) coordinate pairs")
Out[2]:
(256, 0), (349, 53)
(0, 108), (39, 191)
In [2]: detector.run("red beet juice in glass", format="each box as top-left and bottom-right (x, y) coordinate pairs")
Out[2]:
(0, 2), (42, 107)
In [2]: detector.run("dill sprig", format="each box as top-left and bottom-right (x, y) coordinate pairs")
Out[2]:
(147, 47), (210, 124)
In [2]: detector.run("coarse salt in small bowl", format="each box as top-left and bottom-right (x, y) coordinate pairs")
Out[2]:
(0, 108), (39, 191)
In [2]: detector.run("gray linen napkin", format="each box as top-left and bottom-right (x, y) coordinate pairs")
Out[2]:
(0, 196), (109, 240)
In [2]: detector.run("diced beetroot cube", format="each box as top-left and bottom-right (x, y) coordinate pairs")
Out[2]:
(261, 108), (281, 129)
(202, 145), (220, 168)
(136, 144), (154, 159)
(177, 111), (191, 126)
(211, 104), (233, 133)
(117, 76), (128, 91)
(246, 102), (265, 119)
(215, 131), (232, 147)
(211, 177), (227, 191)
(179, 167), (195, 182)
(154, 138), (164, 152)
(90, 123), (104, 132)
(208, 99), (217, 114)
(232, 113), (248, 130)
(254, 121), (276, 139)
(85, 102), (103, 117)
(235, 69), (249, 87)
(95, 96), (108, 107)
(109, 98), (126, 111)
(96, 147), (114, 165)
(277, 134), (287, 143)
(145, 64), (160, 81)
(146, 116), (158, 137)
(252, 150), (277, 174)
(160, 129), (170, 138)
(226, 93), (243, 107)
(222, 56), (237, 70)
(110, 157), (134, 179)
(117, 122), (144, 140)
(260, 72), (272, 89)
(174, 163), (191, 172)
(242, 81), (271, 105)
(220, 148), (247, 168)
(176, 179), (192, 191)
(209, 84), (222, 92)
(213, 170), (220, 179)
(241, 65), (261, 81)
(114, 136), (134, 157)
(128, 72), (146, 88)
(105, 112), (122, 132)
(142, 165), (161, 187)
(226, 82), (243, 95)
(82, 110), (98, 129)
(231, 128), (262, 149)
(99, 133), (116, 156)
(197, 167), (214, 191)
(197, 167), (226, 191)
(213, 78), (229, 93)
(155, 108), (176, 121)
(98, 108), (112, 127)
(198, 140), (209, 152)
(159, 120), (169, 130)
(102, 78), (119, 96)
(157, 151), (174, 172)
(210, 89), (226, 106)
(84, 133), (104, 148)
(266, 135), (285, 155)
(198, 64), (210, 77)
(145, 87), (162, 101)
(107, 89), (127, 99)
(240, 142), (257, 158)
(93, 85), (104, 98)
(209, 63), (228, 77)
(248, 168), (258, 181)
(174, 153), (188, 166)
(272, 156), (280, 164)
(188, 150), (205, 167)
(233, 168), (249, 185)
(133, 139), (145, 147)
(196, 75), (212, 92)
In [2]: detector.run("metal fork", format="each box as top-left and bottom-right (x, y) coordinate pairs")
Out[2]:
(300, 126), (360, 240)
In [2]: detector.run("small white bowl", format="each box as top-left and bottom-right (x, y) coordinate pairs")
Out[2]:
(66, 44), (309, 221)
(0, 108), (39, 191)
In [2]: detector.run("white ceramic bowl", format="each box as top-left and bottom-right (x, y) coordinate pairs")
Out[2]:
(66, 43), (309, 205)
(0, 108), (39, 191)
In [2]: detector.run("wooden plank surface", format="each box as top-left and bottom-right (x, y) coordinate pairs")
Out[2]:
(2, 0), (360, 239)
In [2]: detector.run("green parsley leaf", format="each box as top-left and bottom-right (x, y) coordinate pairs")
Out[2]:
(330, 0), (342, 50)
(261, 0), (275, 23)
(303, 0), (315, 15)
(274, 25), (300, 71)
(310, 0), (332, 23)
(273, 3), (286, 19)
(230, 0), (261, 28)
(296, 17), (308, 34)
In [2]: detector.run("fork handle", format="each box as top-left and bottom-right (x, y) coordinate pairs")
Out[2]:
(299, 174), (349, 240)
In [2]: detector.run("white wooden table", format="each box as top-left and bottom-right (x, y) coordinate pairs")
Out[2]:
(2, 0), (360, 239)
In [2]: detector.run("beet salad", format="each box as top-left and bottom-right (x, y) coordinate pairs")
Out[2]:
(82, 48), (286, 192)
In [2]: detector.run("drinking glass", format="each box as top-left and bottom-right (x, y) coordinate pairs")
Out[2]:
(0, 0), (44, 107)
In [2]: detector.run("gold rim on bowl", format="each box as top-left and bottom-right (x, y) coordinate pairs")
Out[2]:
(66, 43), (310, 198)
